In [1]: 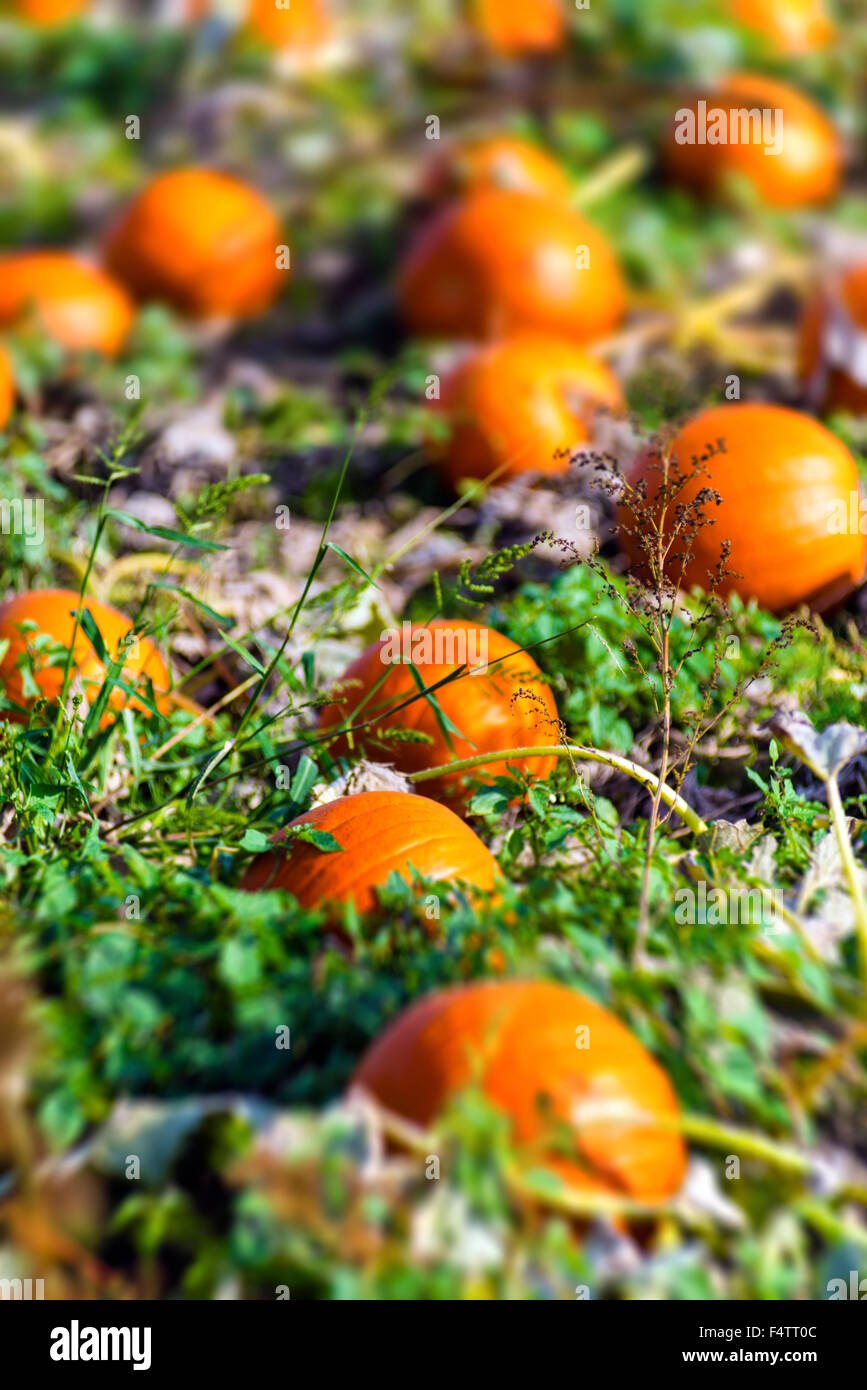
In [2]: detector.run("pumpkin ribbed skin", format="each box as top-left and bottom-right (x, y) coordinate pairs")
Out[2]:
(468, 0), (565, 56)
(733, 0), (834, 55)
(319, 620), (559, 806)
(426, 137), (572, 202)
(620, 403), (866, 613)
(244, 0), (333, 52)
(241, 790), (500, 913)
(431, 335), (623, 486)
(798, 263), (867, 416)
(399, 189), (626, 344)
(664, 73), (841, 209)
(0, 345), (14, 430)
(0, 589), (169, 724)
(353, 980), (687, 1203)
(4, 0), (89, 23)
(0, 253), (133, 358)
(103, 169), (284, 320)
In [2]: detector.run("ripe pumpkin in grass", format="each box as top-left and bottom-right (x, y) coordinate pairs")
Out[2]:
(353, 980), (687, 1203)
(0, 253), (133, 358)
(620, 403), (865, 613)
(243, 0), (333, 53)
(798, 263), (867, 416)
(319, 619), (559, 806)
(467, 0), (565, 56)
(426, 136), (572, 203)
(103, 169), (284, 320)
(0, 589), (169, 725)
(663, 73), (841, 209)
(0, 345), (15, 431)
(430, 334), (623, 487)
(732, 0), (834, 55)
(398, 189), (626, 344)
(3, 0), (89, 23)
(240, 790), (500, 913)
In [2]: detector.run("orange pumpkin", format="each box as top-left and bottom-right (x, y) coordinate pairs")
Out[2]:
(663, 73), (842, 209)
(798, 263), (867, 416)
(3, 0), (89, 23)
(243, 0), (333, 53)
(353, 980), (687, 1202)
(431, 334), (623, 486)
(399, 189), (626, 344)
(425, 136), (572, 203)
(240, 790), (500, 913)
(467, 0), (565, 56)
(0, 253), (133, 358)
(620, 403), (865, 613)
(0, 589), (170, 725)
(732, 0), (834, 55)
(0, 345), (15, 431)
(319, 619), (559, 806)
(103, 169), (284, 320)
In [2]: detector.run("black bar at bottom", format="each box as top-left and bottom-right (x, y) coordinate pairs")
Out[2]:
(0, 1298), (862, 1376)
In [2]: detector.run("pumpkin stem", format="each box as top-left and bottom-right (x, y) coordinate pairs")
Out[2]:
(407, 743), (709, 837)
(826, 774), (867, 994)
(572, 142), (649, 210)
(680, 1112), (867, 1208)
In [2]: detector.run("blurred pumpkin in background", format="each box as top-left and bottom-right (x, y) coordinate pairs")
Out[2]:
(663, 73), (842, 208)
(620, 402), (865, 613)
(103, 168), (284, 320)
(732, 0), (835, 54)
(0, 253), (133, 357)
(467, 0), (565, 56)
(319, 619), (559, 806)
(0, 345), (15, 430)
(425, 135), (572, 202)
(243, 0), (333, 53)
(0, 589), (170, 725)
(430, 334), (623, 487)
(798, 262), (867, 415)
(353, 980), (687, 1203)
(241, 790), (500, 913)
(2, 0), (89, 23)
(399, 189), (626, 343)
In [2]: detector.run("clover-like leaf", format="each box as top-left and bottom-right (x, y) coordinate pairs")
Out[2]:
(766, 710), (867, 784)
(699, 818), (767, 855)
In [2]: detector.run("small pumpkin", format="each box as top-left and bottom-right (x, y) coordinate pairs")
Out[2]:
(399, 189), (626, 344)
(240, 790), (500, 913)
(103, 168), (284, 320)
(732, 0), (834, 55)
(319, 619), (559, 806)
(353, 980), (687, 1203)
(620, 403), (866, 613)
(663, 72), (841, 209)
(242, 0), (333, 53)
(425, 136), (572, 203)
(798, 263), (867, 416)
(0, 345), (15, 431)
(467, 0), (565, 56)
(3, 0), (89, 23)
(0, 589), (170, 725)
(430, 334), (623, 487)
(0, 253), (133, 358)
